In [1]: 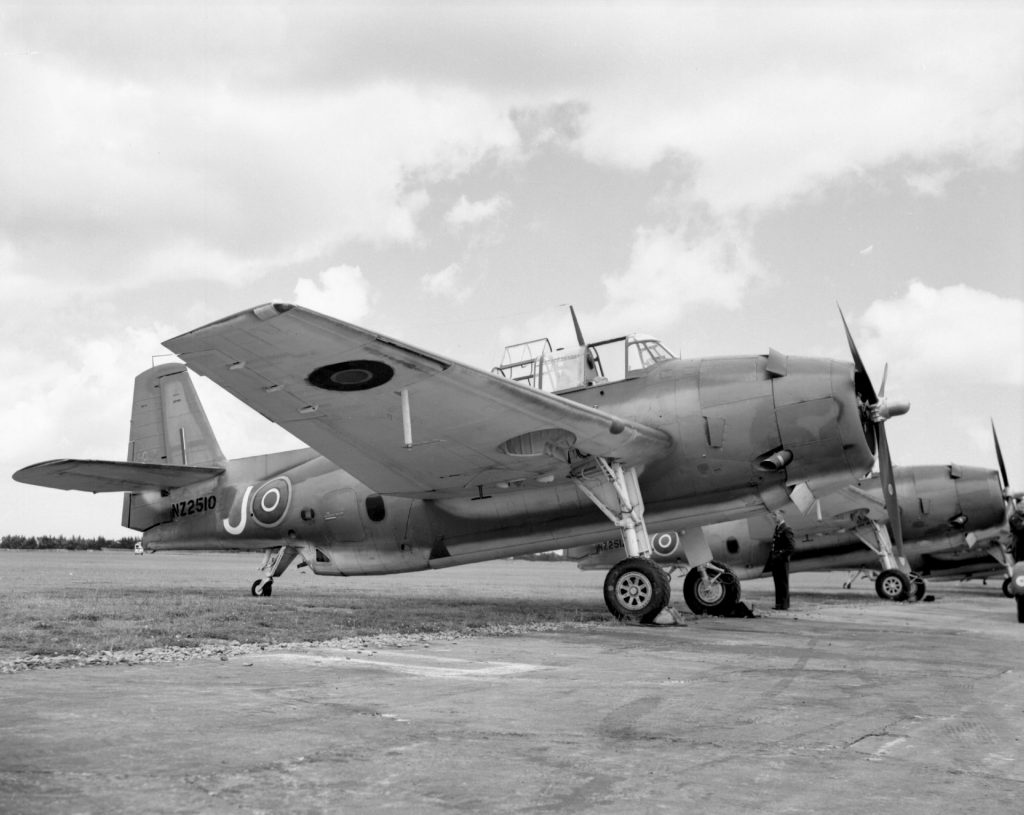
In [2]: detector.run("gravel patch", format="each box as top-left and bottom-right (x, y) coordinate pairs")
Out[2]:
(0, 621), (601, 673)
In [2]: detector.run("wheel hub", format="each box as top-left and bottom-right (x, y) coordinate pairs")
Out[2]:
(696, 579), (725, 604)
(616, 573), (652, 609)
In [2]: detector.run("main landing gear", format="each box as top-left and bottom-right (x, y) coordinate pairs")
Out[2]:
(874, 568), (926, 602)
(250, 545), (299, 598)
(573, 458), (673, 624)
(603, 558), (671, 624)
(681, 561), (742, 615)
(854, 517), (925, 603)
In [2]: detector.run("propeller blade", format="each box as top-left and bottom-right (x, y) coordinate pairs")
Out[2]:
(992, 419), (1009, 492)
(838, 305), (877, 405)
(569, 305), (586, 348)
(879, 363), (889, 399)
(876, 422), (904, 560)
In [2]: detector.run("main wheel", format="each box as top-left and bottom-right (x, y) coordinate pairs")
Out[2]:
(1003, 577), (1013, 599)
(1017, 597), (1024, 624)
(875, 569), (910, 601)
(910, 574), (927, 602)
(682, 561), (741, 616)
(251, 578), (273, 597)
(603, 558), (671, 624)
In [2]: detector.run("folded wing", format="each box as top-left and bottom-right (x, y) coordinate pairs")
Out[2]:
(164, 303), (673, 497)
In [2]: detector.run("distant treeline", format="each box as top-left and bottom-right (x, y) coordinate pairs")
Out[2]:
(514, 551), (564, 561)
(1, 535), (141, 550)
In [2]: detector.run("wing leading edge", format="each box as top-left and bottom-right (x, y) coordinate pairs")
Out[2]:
(164, 303), (673, 497)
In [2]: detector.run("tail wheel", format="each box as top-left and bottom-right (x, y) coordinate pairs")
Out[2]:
(682, 561), (741, 616)
(603, 557), (671, 624)
(875, 569), (910, 601)
(251, 579), (273, 597)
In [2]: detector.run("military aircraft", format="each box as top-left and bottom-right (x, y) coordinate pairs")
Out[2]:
(14, 302), (912, 624)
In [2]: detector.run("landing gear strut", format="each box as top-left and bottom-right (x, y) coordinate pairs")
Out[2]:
(250, 545), (299, 598)
(573, 458), (672, 623)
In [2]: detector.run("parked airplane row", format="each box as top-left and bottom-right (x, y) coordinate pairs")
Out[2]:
(14, 303), (1024, 623)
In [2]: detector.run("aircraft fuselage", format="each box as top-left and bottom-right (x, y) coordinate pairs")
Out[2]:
(139, 353), (876, 575)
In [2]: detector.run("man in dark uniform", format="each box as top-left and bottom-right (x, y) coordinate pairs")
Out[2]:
(1010, 508), (1024, 563)
(1007, 505), (1024, 565)
(769, 512), (796, 610)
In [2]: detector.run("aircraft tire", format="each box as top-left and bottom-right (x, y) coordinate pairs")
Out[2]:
(1017, 597), (1024, 624)
(875, 569), (910, 602)
(1003, 577), (1013, 599)
(603, 558), (670, 624)
(251, 579), (273, 597)
(910, 574), (927, 602)
(681, 561), (740, 616)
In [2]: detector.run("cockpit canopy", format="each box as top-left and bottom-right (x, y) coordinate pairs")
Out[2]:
(492, 333), (676, 393)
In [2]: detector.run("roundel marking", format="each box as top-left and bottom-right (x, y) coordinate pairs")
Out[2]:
(308, 360), (394, 391)
(252, 477), (292, 528)
(652, 531), (680, 558)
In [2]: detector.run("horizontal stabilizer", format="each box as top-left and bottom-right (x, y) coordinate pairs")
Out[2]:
(13, 459), (223, 493)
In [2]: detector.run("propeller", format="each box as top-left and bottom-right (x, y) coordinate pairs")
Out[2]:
(992, 420), (1022, 513)
(839, 307), (911, 560)
(568, 305), (600, 375)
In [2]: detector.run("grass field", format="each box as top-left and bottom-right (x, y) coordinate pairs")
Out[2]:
(0, 550), (615, 656)
(2, 549), (1006, 658)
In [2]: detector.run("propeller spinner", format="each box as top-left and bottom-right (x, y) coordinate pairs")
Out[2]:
(839, 307), (911, 559)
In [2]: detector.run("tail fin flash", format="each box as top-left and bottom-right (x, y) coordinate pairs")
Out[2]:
(127, 363), (226, 468)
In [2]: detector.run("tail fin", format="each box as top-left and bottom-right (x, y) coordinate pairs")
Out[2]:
(122, 363), (226, 529)
(126, 363), (226, 468)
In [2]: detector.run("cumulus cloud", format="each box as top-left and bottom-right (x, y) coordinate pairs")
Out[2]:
(905, 167), (960, 197)
(2, 3), (1019, 297)
(444, 195), (507, 229)
(571, 5), (1024, 213)
(0, 323), (173, 464)
(0, 42), (518, 290)
(421, 264), (472, 302)
(294, 265), (373, 322)
(857, 281), (1024, 386)
(595, 218), (764, 334)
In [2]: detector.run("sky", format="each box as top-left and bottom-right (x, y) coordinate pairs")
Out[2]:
(1, 0), (1022, 538)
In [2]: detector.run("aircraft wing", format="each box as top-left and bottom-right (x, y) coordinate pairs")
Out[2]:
(13, 460), (224, 493)
(164, 303), (673, 497)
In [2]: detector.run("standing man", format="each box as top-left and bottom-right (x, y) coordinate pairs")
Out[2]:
(769, 511), (796, 610)
(1010, 507), (1024, 563)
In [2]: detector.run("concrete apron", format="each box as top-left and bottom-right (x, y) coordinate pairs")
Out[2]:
(2, 598), (1023, 814)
